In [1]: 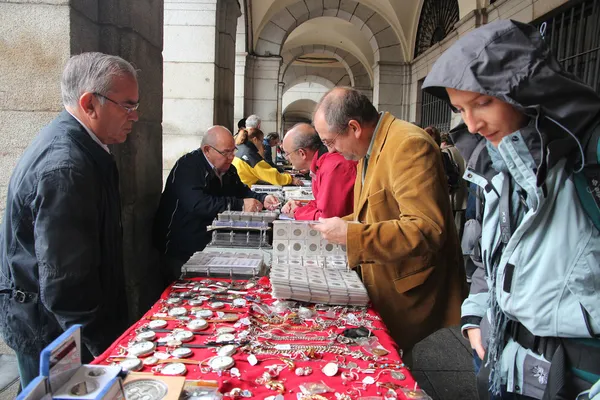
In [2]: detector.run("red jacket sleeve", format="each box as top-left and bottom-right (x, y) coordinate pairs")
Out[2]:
(294, 155), (357, 220)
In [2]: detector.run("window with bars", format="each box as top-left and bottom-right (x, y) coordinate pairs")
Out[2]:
(534, 0), (600, 93)
(420, 89), (452, 133)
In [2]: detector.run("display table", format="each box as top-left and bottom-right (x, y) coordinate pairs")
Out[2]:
(93, 277), (427, 399)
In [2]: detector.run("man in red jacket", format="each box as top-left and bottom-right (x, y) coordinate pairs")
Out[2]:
(281, 123), (357, 220)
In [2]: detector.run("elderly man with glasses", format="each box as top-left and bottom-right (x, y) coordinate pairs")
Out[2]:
(0, 52), (140, 387)
(153, 126), (279, 284)
(281, 123), (357, 220)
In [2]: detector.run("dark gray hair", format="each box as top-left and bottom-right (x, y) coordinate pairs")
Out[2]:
(290, 124), (322, 150)
(61, 52), (137, 107)
(315, 87), (379, 134)
(245, 114), (261, 129)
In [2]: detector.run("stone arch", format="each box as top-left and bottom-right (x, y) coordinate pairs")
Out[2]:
(256, 0), (405, 63)
(282, 81), (330, 112)
(282, 99), (318, 131)
(283, 70), (348, 95)
(413, 0), (460, 59)
(280, 44), (372, 89)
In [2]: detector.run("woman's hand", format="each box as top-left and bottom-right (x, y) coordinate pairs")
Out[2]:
(467, 328), (485, 360)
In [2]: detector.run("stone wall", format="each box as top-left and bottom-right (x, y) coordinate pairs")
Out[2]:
(0, 0), (164, 321)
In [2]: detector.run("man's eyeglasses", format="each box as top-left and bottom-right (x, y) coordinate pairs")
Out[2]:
(283, 148), (301, 159)
(94, 93), (140, 115)
(209, 145), (237, 158)
(321, 130), (342, 148)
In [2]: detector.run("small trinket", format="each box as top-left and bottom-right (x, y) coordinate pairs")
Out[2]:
(171, 347), (193, 358)
(210, 301), (225, 309)
(216, 326), (236, 334)
(195, 309), (213, 319)
(322, 362), (339, 377)
(232, 298), (246, 307)
(294, 366), (312, 376)
(147, 319), (168, 329)
(188, 298), (204, 306)
(119, 358), (143, 371)
(142, 356), (159, 366)
(372, 346), (390, 356)
(391, 371), (406, 380)
(208, 355), (235, 371)
(187, 319), (208, 332)
(216, 333), (235, 343)
(218, 344), (237, 357)
(173, 330), (194, 343)
(247, 354), (258, 366)
(128, 341), (156, 357)
(166, 297), (182, 305)
(161, 362), (187, 376)
(135, 330), (156, 342)
(168, 307), (187, 317)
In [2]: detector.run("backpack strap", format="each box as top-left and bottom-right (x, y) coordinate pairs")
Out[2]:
(575, 121), (600, 232)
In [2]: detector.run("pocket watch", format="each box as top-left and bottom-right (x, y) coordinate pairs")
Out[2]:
(168, 307), (188, 317)
(232, 298), (247, 308)
(173, 330), (194, 343)
(171, 347), (193, 358)
(166, 297), (182, 305)
(216, 333), (235, 343)
(187, 319), (208, 332)
(161, 362), (187, 376)
(188, 298), (204, 306)
(119, 358), (143, 371)
(216, 327), (236, 334)
(135, 331), (157, 342)
(209, 301), (225, 309)
(208, 355), (235, 371)
(195, 310), (213, 319)
(147, 319), (168, 329)
(217, 344), (237, 357)
(128, 341), (156, 357)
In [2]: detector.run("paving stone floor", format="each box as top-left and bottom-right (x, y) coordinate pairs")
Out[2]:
(0, 340), (18, 400)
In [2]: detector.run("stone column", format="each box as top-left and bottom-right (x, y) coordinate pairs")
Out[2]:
(0, 0), (165, 320)
(234, 9), (247, 127)
(163, 0), (240, 180)
(277, 82), (286, 135)
(373, 62), (411, 120)
(244, 55), (282, 134)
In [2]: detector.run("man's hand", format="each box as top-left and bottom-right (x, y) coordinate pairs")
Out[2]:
(243, 198), (263, 212)
(281, 199), (301, 215)
(263, 195), (280, 211)
(292, 177), (303, 186)
(467, 328), (485, 361)
(310, 217), (348, 245)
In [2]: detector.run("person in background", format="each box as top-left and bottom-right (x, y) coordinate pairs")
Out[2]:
(245, 114), (261, 130)
(310, 87), (466, 364)
(153, 126), (279, 284)
(281, 123), (356, 220)
(0, 52), (139, 387)
(423, 19), (600, 399)
(263, 132), (282, 170)
(233, 127), (302, 187)
(442, 132), (468, 238)
(235, 117), (246, 139)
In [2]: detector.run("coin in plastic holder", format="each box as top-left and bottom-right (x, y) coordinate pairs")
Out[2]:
(174, 330), (194, 343)
(195, 309), (213, 319)
(216, 327), (236, 334)
(120, 358), (143, 371)
(187, 319), (208, 332)
(217, 344), (237, 357)
(161, 362), (187, 376)
(124, 379), (168, 400)
(216, 333), (235, 343)
(210, 301), (225, 309)
(208, 356), (235, 371)
(148, 319), (168, 329)
(128, 341), (156, 357)
(166, 297), (182, 305)
(135, 330), (156, 342)
(168, 307), (188, 317)
(171, 347), (193, 358)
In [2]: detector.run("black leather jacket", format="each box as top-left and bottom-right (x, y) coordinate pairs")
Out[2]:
(0, 111), (128, 358)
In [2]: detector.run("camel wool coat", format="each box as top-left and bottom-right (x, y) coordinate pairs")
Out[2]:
(345, 112), (467, 350)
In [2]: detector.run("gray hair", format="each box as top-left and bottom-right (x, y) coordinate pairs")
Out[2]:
(245, 114), (261, 129)
(315, 87), (379, 134)
(61, 52), (137, 107)
(290, 124), (322, 150)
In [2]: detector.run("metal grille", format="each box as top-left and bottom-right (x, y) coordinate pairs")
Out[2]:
(535, 0), (600, 93)
(414, 0), (460, 58)
(420, 90), (452, 132)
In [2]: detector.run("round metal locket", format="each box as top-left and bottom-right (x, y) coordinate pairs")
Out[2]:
(187, 319), (208, 332)
(216, 333), (235, 343)
(171, 347), (193, 358)
(124, 379), (168, 400)
(168, 307), (188, 317)
(161, 362), (187, 376)
(217, 344), (237, 357)
(208, 355), (235, 371)
(210, 301), (225, 309)
(135, 331), (156, 342)
(195, 310), (213, 319)
(128, 341), (156, 357)
(119, 358), (143, 371)
(148, 319), (168, 329)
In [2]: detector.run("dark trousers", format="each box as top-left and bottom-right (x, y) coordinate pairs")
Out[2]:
(16, 351), (40, 391)
(160, 253), (187, 287)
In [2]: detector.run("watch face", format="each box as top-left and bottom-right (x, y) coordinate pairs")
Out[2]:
(174, 330), (194, 343)
(136, 331), (156, 341)
(232, 298), (247, 307)
(216, 327), (236, 334)
(171, 347), (193, 358)
(148, 320), (168, 329)
(119, 358), (143, 371)
(208, 356), (235, 371)
(128, 341), (156, 357)
(166, 297), (182, 305)
(188, 298), (204, 306)
(217, 344), (237, 357)
(142, 356), (159, 366)
(161, 362), (187, 376)
(216, 333), (235, 343)
(187, 319), (208, 332)
(195, 310), (213, 319)
(168, 307), (188, 317)
(210, 301), (225, 309)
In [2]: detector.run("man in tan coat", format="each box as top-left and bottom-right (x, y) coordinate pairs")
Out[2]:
(312, 87), (466, 357)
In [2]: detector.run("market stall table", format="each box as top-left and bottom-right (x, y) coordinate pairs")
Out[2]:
(93, 277), (429, 400)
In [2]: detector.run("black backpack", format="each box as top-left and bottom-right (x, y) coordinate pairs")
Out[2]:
(441, 150), (461, 193)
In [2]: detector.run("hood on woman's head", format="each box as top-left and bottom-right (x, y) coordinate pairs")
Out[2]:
(423, 19), (600, 176)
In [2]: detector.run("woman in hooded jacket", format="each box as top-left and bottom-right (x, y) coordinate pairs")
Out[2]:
(232, 127), (301, 187)
(423, 20), (600, 400)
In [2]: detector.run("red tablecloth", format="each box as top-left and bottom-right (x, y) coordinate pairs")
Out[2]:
(94, 278), (424, 399)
